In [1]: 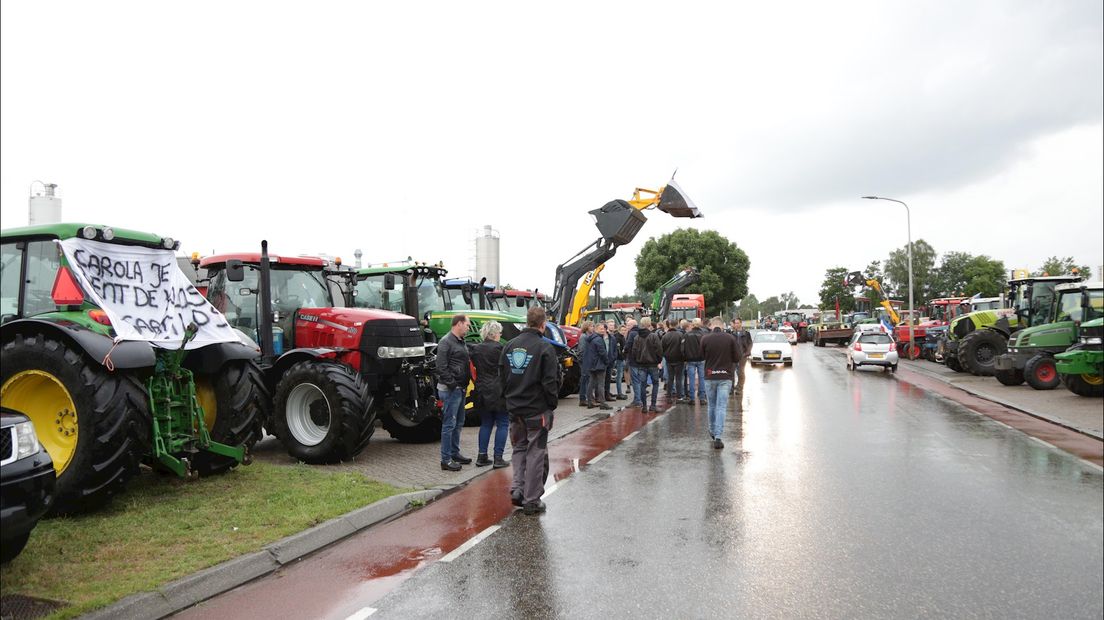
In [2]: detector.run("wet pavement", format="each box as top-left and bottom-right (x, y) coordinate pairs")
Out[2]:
(180, 345), (1103, 619)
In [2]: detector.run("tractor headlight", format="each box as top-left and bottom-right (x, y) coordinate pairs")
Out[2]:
(1082, 337), (1103, 345)
(13, 421), (42, 460)
(81, 225), (97, 239)
(377, 345), (425, 359)
(101, 227), (115, 241)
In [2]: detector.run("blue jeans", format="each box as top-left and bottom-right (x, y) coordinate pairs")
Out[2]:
(439, 387), (466, 463)
(612, 360), (626, 396)
(578, 371), (590, 403)
(686, 361), (706, 401)
(478, 409), (509, 457)
(705, 379), (732, 438)
(632, 366), (661, 408)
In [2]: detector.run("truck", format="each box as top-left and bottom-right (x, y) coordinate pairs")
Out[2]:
(668, 293), (706, 323)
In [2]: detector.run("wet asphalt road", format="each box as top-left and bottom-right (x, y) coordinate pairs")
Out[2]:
(369, 346), (1103, 619)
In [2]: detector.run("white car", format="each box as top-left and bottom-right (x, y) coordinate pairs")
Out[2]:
(846, 331), (899, 372)
(779, 325), (798, 344)
(749, 331), (793, 366)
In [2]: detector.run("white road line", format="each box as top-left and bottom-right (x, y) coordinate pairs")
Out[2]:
(1082, 460), (1104, 473)
(542, 479), (568, 498)
(588, 449), (611, 465)
(648, 415), (662, 425)
(623, 431), (639, 441)
(572, 458), (580, 472)
(344, 607), (377, 620)
(437, 524), (501, 563)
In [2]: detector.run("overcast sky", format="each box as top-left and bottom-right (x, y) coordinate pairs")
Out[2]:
(3, 1), (1102, 307)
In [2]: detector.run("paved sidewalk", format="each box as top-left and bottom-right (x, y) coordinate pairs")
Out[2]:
(251, 397), (628, 488)
(900, 357), (1103, 439)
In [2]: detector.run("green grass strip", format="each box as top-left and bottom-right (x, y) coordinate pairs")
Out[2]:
(1, 462), (406, 619)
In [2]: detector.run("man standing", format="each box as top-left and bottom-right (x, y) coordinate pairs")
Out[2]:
(436, 314), (472, 471)
(623, 318), (642, 407)
(731, 318), (753, 396)
(630, 317), (663, 412)
(661, 319), (688, 403)
(702, 317), (742, 449)
(585, 322), (612, 410)
(683, 319), (707, 405)
(501, 306), (560, 515)
(604, 320), (622, 401)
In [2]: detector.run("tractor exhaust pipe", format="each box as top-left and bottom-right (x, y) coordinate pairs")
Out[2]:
(258, 240), (275, 363)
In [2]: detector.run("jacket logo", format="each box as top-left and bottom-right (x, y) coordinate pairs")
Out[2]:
(509, 348), (533, 374)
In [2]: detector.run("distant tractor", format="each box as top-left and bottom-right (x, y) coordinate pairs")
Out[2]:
(1055, 317), (1104, 397)
(995, 282), (1103, 389)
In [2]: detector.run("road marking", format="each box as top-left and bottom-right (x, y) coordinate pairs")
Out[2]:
(1083, 460), (1104, 473)
(344, 607), (377, 620)
(542, 477), (570, 498)
(648, 415), (662, 425)
(437, 525), (501, 563)
(623, 431), (639, 441)
(588, 449), (611, 465)
(572, 458), (580, 472)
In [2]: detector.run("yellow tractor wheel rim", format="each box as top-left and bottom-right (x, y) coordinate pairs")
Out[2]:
(1, 370), (79, 475)
(1081, 373), (1104, 386)
(194, 377), (218, 432)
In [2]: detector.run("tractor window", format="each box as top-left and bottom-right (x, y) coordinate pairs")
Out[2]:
(1057, 290), (1104, 323)
(1029, 284), (1057, 327)
(1, 242), (22, 321)
(415, 275), (446, 314)
(445, 287), (473, 311)
(271, 269), (329, 314)
(208, 267), (261, 340)
(354, 275), (406, 313)
(23, 241), (61, 317)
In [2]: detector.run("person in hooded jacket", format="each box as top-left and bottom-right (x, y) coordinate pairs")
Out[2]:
(584, 322), (612, 410)
(472, 321), (510, 468)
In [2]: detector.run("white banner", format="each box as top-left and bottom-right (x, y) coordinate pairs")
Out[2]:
(58, 238), (240, 350)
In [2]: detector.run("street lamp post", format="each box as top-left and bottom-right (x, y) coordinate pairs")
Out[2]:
(862, 196), (914, 359)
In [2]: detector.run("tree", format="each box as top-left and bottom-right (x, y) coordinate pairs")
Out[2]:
(932, 251), (974, 297)
(1035, 256), (1092, 280)
(780, 291), (801, 309)
(858, 260), (886, 304)
(736, 293), (760, 321)
(818, 267), (855, 314)
(884, 239), (937, 302)
(634, 228), (750, 317)
(759, 296), (784, 316)
(961, 255), (1006, 297)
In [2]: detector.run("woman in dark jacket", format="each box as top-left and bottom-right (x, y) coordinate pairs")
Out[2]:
(472, 321), (509, 468)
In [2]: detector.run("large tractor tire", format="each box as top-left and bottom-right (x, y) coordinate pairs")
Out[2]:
(1023, 354), (1060, 390)
(1, 332), (150, 514)
(558, 363), (580, 398)
(944, 353), (962, 372)
(381, 405), (442, 443)
(958, 330), (1006, 377)
(272, 361), (375, 463)
(1062, 372), (1104, 397)
(994, 367), (1025, 386)
(192, 359), (271, 476)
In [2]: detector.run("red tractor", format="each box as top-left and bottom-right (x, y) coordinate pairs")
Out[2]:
(200, 242), (438, 455)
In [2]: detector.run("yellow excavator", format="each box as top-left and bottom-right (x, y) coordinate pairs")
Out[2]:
(551, 181), (702, 327)
(845, 271), (901, 325)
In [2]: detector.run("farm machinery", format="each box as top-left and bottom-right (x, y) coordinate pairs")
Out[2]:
(1055, 317), (1104, 397)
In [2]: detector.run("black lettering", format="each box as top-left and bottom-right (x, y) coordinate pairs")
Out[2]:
(191, 309), (211, 327)
(150, 262), (171, 288)
(134, 288), (157, 308)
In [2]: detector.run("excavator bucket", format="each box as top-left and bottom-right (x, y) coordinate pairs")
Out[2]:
(590, 199), (647, 245)
(657, 180), (703, 218)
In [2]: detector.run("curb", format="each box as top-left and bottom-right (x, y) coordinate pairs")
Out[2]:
(80, 489), (442, 620)
(899, 360), (1104, 441)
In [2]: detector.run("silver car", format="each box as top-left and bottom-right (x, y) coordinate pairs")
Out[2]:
(846, 331), (899, 372)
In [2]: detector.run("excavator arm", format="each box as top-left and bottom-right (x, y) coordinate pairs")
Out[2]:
(548, 180), (702, 326)
(845, 271), (900, 325)
(564, 264), (605, 326)
(651, 267), (701, 320)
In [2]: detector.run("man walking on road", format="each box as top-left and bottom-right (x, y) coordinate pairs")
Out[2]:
(731, 318), (753, 396)
(702, 317), (742, 449)
(629, 318), (663, 412)
(437, 314), (472, 471)
(683, 319), (706, 405)
(661, 320), (688, 402)
(501, 306), (560, 515)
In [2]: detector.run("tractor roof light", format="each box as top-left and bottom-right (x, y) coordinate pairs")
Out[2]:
(81, 225), (97, 239)
(161, 237), (176, 250)
(101, 227), (115, 241)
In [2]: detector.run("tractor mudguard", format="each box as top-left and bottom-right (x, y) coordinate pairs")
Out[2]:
(270, 347), (344, 377)
(990, 317), (1013, 339)
(1, 318), (155, 369)
(181, 340), (262, 374)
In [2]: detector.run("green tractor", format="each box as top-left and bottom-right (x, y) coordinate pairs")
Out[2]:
(942, 274), (1081, 376)
(1, 224), (268, 513)
(1055, 317), (1104, 397)
(994, 282), (1103, 389)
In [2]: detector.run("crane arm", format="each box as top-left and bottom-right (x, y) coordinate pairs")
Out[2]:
(564, 264), (605, 326)
(845, 270), (900, 325)
(651, 267), (700, 320)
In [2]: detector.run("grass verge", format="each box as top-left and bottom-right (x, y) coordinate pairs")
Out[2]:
(0, 461), (406, 619)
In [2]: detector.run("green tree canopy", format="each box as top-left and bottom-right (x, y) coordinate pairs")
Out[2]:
(780, 291), (801, 309)
(931, 251), (974, 297)
(634, 228), (750, 316)
(759, 296), (784, 316)
(736, 293), (760, 320)
(884, 239), (937, 302)
(858, 260), (886, 304)
(819, 267), (855, 314)
(1035, 256), (1092, 280)
(961, 255), (1006, 297)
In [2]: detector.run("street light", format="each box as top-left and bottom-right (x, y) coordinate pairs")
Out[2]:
(862, 195), (915, 359)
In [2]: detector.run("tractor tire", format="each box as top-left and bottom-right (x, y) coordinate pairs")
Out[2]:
(958, 330), (1006, 377)
(1, 332), (150, 514)
(1, 532), (30, 564)
(272, 360), (375, 464)
(994, 367), (1025, 386)
(381, 405), (442, 443)
(1024, 354), (1060, 390)
(192, 359), (271, 476)
(558, 364), (580, 398)
(1062, 373), (1104, 397)
(944, 353), (963, 372)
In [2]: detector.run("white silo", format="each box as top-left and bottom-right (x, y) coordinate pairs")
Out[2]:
(29, 182), (62, 225)
(474, 225), (500, 285)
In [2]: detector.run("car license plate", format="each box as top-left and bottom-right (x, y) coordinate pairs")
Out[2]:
(869, 353), (884, 359)
(765, 351), (781, 359)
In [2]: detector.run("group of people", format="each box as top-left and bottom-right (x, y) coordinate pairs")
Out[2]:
(432, 309), (758, 517)
(434, 308), (560, 516)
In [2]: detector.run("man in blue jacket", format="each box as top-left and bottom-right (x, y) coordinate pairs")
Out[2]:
(585, 322), (612, 410)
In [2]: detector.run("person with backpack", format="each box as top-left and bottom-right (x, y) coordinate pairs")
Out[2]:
(683, 319), (707, 405)
(630, 317), (663, 412)
(661, 319), (688, 403)
(702, 316), (744, 449)
(584, 322), (612, 410)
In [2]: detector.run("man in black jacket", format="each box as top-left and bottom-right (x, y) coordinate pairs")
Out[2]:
(661, 320), (688, 402)
(731, 318), (754, 396)
(631, 318), (664, 412)
(436, 314), (472, 471)
(501, 306), (560, 515)
(683, 319), (707, 405)
(702, 317), (743, 449)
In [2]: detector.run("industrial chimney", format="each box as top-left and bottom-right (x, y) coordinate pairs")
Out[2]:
(474, 225), (500, 286)
(29, 181), (62, 225)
